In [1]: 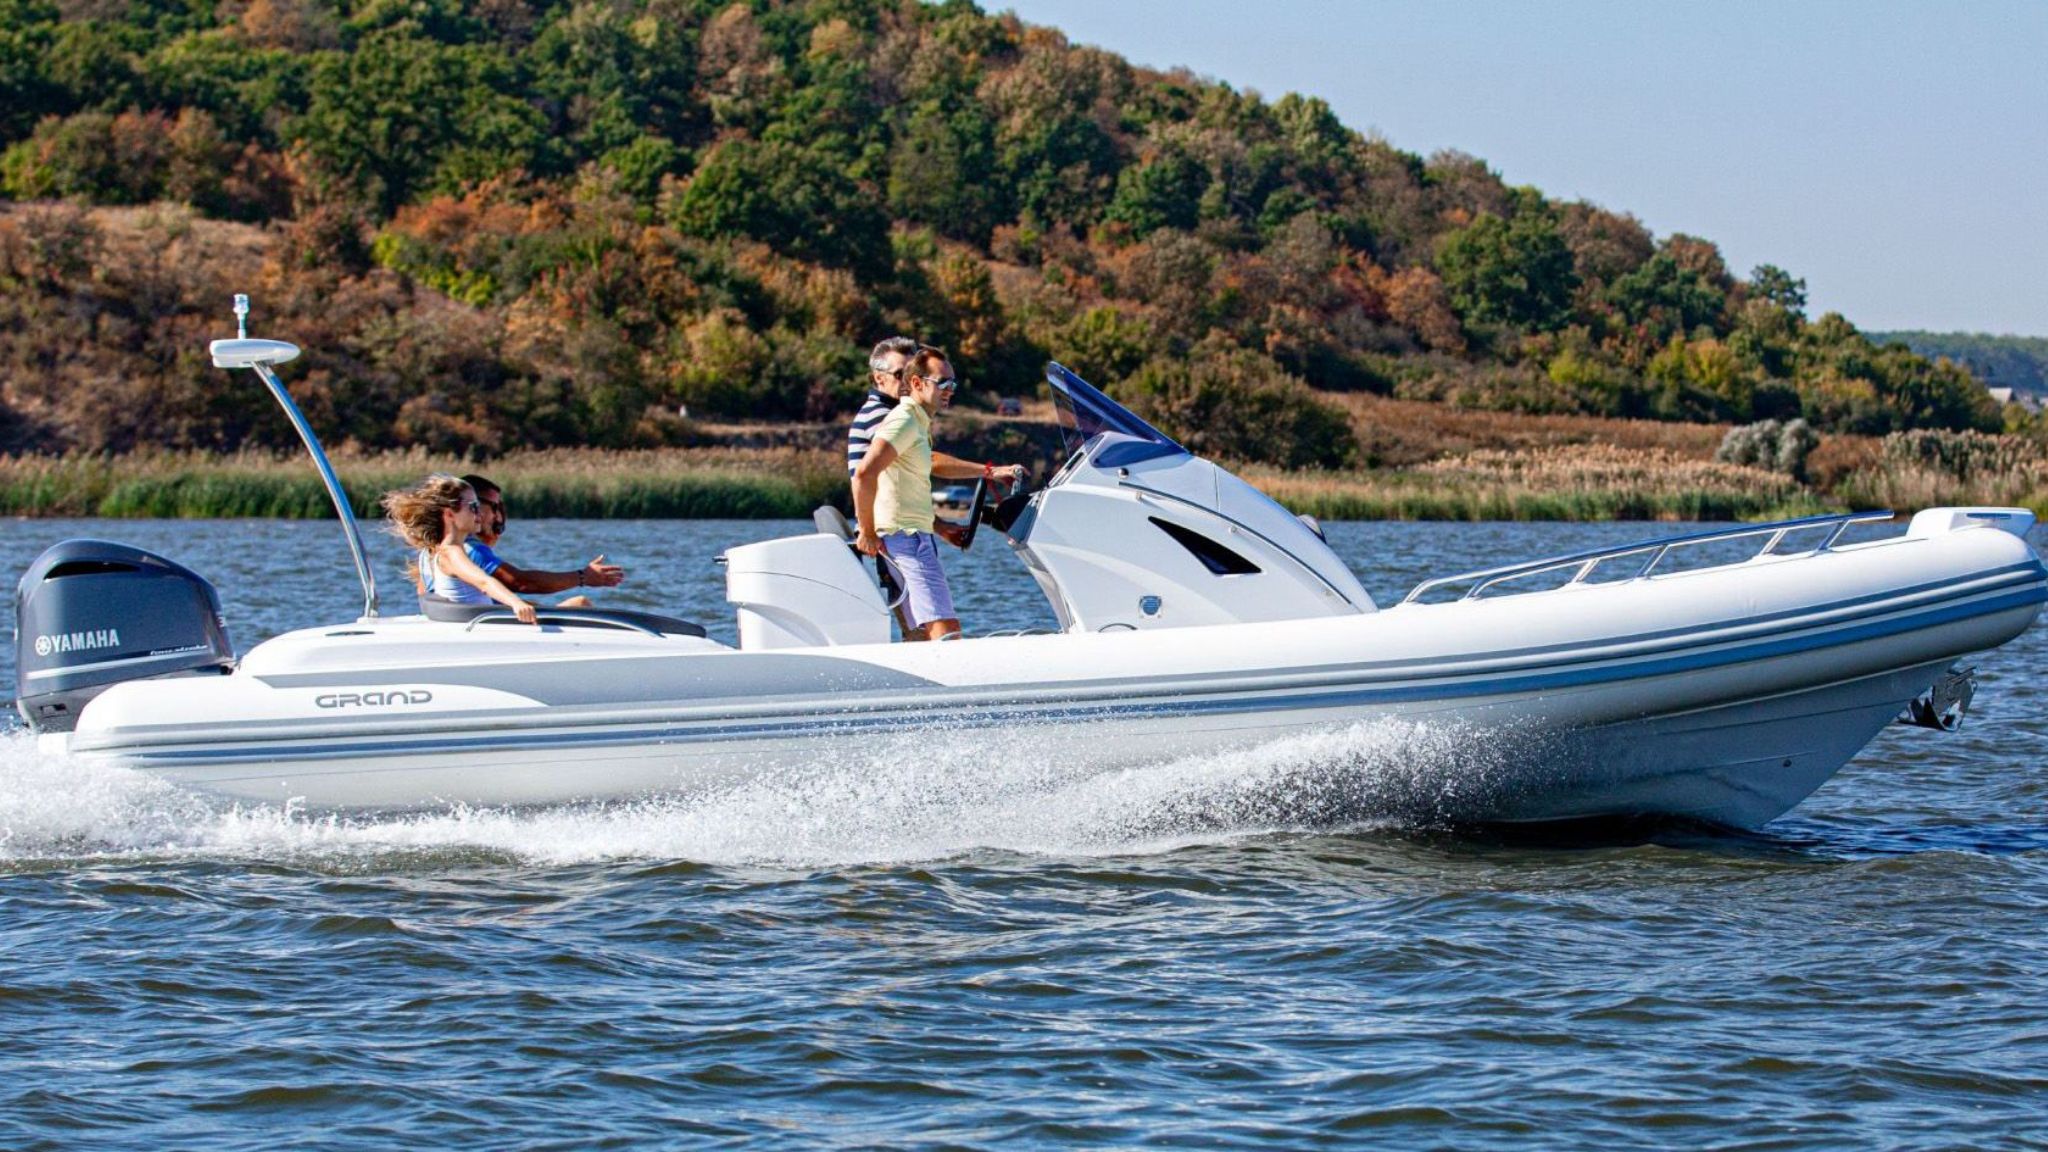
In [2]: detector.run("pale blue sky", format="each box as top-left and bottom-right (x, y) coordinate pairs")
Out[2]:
(997, 1), (2048, 337)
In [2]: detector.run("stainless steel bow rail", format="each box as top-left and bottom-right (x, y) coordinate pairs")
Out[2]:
(1399, 510), (1899, 606)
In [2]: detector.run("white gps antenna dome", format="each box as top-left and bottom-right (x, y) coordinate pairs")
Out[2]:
(208, 293), (301, 368)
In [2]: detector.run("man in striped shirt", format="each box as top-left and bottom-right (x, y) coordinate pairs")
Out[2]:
(846, 336), (919, 480)
(847, 337), (923, 632)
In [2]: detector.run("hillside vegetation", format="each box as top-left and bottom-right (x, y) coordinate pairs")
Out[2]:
(1870, 331), (2048, 394)
(0, 0), (2020, 475)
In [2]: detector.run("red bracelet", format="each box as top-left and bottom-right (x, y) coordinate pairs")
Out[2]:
(982, 461), (994, 480)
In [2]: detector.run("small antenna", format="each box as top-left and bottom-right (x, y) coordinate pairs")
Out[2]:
(233, 293), (249, 339)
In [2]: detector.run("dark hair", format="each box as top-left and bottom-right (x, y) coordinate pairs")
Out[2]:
(460, 473), (499, 499)
(904, 345), (950, 384)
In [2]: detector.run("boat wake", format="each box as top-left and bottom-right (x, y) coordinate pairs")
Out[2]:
(0, 718), (1527, 869)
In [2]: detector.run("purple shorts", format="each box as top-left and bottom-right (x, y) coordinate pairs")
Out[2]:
(880, 531), (956, 628)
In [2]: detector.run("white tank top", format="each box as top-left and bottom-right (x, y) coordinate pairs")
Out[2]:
(419, 548), (491, 605)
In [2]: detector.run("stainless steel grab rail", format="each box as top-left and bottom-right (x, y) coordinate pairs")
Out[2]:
(463, 611), (664, 636)
(1399, 510), (1898, 605)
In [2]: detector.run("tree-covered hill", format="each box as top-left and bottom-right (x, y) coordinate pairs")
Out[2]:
(1868, 331), (2048, 394)
(0, 0), (2008, 463)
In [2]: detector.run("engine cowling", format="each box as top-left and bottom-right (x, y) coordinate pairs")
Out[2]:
(13, 539), (234, 732)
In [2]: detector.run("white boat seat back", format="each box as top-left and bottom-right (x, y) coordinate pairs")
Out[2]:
(723, 534), (891, 649)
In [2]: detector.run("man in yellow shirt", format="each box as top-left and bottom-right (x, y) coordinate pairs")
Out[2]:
(852, 346), (1024, 640)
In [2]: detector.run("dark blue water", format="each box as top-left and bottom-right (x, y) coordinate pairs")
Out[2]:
(3, 518), (2044, 1150)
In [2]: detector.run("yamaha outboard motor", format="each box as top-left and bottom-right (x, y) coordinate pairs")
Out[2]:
(13, 540), (234, 732)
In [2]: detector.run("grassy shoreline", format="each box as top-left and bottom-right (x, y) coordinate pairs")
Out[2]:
(0, 448), (850, 521)
(0, 445), (2037, 522)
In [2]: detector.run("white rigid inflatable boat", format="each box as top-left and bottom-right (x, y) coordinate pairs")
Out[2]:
(13, 300), (2046, 828)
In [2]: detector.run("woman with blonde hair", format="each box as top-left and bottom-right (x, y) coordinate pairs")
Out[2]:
(381, 474), (537, 624)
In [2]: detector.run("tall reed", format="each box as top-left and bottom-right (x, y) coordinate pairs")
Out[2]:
(1829, 431), (2048, 516)
(15, 439), (2023, 523)
(1244, 446), (1825, 522)
(0, 448), (848, 519)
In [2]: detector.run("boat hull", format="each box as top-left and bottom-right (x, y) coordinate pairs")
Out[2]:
(64, 587), (2039, 829)
(90, 654), (1952, 829)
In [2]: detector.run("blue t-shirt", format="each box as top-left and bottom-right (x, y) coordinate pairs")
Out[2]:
(465, 538), (503, 575)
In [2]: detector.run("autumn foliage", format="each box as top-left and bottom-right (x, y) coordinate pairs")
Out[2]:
(0, 0), (2013, 472)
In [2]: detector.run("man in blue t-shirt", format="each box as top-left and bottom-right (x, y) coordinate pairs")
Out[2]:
(461, 474), (624, 607)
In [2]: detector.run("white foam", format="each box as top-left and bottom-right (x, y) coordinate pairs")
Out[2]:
(0, 717), (1515, 869)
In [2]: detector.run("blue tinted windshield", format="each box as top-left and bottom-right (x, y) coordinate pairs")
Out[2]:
(1045, 363), (1183, 457)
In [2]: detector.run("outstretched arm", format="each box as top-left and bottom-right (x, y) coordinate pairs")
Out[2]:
(932, 452), (1026, 486)
(493, 556), (624, 595)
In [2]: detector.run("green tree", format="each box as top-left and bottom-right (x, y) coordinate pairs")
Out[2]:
(1872, 346), (2001, 432)
(598, 134), (683, 204)
(298, 30), (547, 213)
(887, 96), (1001, 241)
(1435, 192), (1579, 335)
(142, 32), (310, 145)
(982, 39), (1123, 225)
(342, 0), (493, 46)
(1793, 313), (2000, 434)
(1, 111), (174, 203)
(45, 20), (148, 114)
(1103, 150), (1208, 237)
(1646, 335), (1754, 422)
(0, 0), (60, 142)
(524, 0), (699, 168)
(669, 137), (891, 278)
(1124, 340), (1358, 469)
(1748, 263), (1806, 316)
(1607, 249), (1728, 342)
(1269, 92), (1349, 189)
(763, 49), (882, 171)
(1059, 306), (1156, 384)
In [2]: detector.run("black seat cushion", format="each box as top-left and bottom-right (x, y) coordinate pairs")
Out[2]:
(419, 595), (706, 638)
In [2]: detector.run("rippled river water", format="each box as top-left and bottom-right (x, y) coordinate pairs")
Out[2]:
(2, 518), (2044, 1149)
